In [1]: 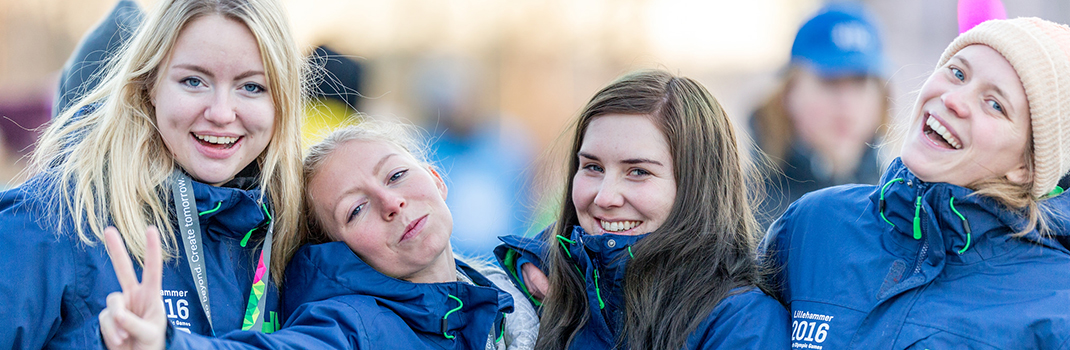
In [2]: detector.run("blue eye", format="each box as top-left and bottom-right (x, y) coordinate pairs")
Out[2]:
(242, 83), (265, 93)
(951, 67), (965, 82)
(389, 170), (407, 183)
(628, 168), (651, 177)
(988, 99), (1004, 114)
(181, 77), (204, 88)
(582, 163), (604, 173)
(346, 203), (365, 223)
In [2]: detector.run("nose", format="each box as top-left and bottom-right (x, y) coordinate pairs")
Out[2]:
(592, 176), (624, 209)
(380, 191), (406, 221)
(204, 90), (237, 124)
(941, 87), (972, 119)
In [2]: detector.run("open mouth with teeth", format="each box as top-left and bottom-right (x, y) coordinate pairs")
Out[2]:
(924, 116), (961, 149)
(600, 220), (641, 233)
(193, 133), (240, 149)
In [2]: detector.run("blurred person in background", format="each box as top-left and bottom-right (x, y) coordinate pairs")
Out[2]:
(415, 56), (536, 258)
(53, 0), (143, 118)
(750, 3), (891, 228)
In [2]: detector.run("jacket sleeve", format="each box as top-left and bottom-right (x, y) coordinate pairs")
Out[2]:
(0, 214), (77, 349)
(688, 289), (791, 350)
(493, 226), (552, 310)
(167, 300), (363, 350)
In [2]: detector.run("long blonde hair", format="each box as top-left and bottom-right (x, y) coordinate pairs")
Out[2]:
(33, 0), (305, 282)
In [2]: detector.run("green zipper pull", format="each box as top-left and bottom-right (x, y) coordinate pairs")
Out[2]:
(949, 197), (973, 254)
(593, 268), (605, 310)
(556, 235), (576, 259)
(442, 294), (463, 339)
(912, 196), (922, 240)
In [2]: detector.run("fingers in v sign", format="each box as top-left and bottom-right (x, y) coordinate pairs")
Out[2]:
(99, 226), (168, 350)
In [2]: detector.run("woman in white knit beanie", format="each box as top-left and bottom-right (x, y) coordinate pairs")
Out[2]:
(762, 17), (1070, 349)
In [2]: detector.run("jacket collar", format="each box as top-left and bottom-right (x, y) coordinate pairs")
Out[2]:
(562, 226), (646, 275)
(186, 177), (267, 240)
(284, 242), (512, 341)
(873, 158), (1070, 263)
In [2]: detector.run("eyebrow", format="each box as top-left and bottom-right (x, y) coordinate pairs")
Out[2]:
(578, 152), (664, 166)
(373, 153), (398, 175)
(172, 64), (265, 81)
(956, 55), (971, 71)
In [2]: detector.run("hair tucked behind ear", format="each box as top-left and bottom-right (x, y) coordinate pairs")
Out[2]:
(536, 70), (767, 349)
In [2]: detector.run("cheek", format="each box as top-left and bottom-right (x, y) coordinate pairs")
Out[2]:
(240, 99), (277, 133)
(153, 90), (202, 136)
(571, 175), (598, 209)
(651, 183), (677, 219)
(340, 226), (388, 262)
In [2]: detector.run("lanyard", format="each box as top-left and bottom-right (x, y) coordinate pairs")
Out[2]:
(171, 170), (273, 335)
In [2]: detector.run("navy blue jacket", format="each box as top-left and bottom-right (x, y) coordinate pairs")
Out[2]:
(762, 158), (1070, 349)
(496, 227), (790, 349)
(0, 173), (279, 349)
(173, 241), (514, 349)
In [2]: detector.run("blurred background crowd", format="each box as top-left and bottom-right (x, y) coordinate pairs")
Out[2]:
(1, 0), (1068, 256)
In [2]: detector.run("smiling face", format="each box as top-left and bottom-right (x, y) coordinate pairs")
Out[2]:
(901, 44), (1032, 187)
(572, 114), (677, 236)
(152, 14), (275, 186)
(307, 139), (455, 283)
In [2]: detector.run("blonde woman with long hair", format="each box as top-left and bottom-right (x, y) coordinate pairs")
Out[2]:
(0, 0), (304, 347)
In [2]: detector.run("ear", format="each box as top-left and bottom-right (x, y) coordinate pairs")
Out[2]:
(1005, 162), (1031, 185)
(427, 166), (448, 200)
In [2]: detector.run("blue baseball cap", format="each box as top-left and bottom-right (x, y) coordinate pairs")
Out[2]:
(791, 3), (887, 78)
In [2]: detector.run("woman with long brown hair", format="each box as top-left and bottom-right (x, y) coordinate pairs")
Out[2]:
(497, 70), (788, 349)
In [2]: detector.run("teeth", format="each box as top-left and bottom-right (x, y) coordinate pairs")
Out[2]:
(195, 134), (239, 145)
(600, 220), (640, 232)
(926, 116), (962, 149)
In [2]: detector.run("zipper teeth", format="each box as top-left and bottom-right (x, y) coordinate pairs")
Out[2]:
(913, 240), (929, 275)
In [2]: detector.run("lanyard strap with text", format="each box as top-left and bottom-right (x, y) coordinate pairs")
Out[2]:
(171, 170), (216, 334)
(171, 170), (275, 335)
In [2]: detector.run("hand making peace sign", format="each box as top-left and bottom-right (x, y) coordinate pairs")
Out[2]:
(98, 226), (168, 350)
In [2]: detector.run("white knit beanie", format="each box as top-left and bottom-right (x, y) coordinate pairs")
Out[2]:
(938, 18), (1070, 198)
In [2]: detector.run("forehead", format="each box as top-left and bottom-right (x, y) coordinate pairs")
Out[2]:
(169, 14), (263, 67)
(581, 114), (670, 158)
(311, 140), (406, 187)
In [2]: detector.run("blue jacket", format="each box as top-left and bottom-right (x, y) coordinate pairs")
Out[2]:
(173, 241), (515, 349)
(762, 158), (1070, 349)
(0, 172), (279, 349)
(496, 227), (790, 349)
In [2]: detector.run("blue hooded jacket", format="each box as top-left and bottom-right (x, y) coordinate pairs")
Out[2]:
(171, 241), (515, 349)
(0, 172), (279, 349)
(762, 158), (1070, 349)
(496, 227), (790, 349)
